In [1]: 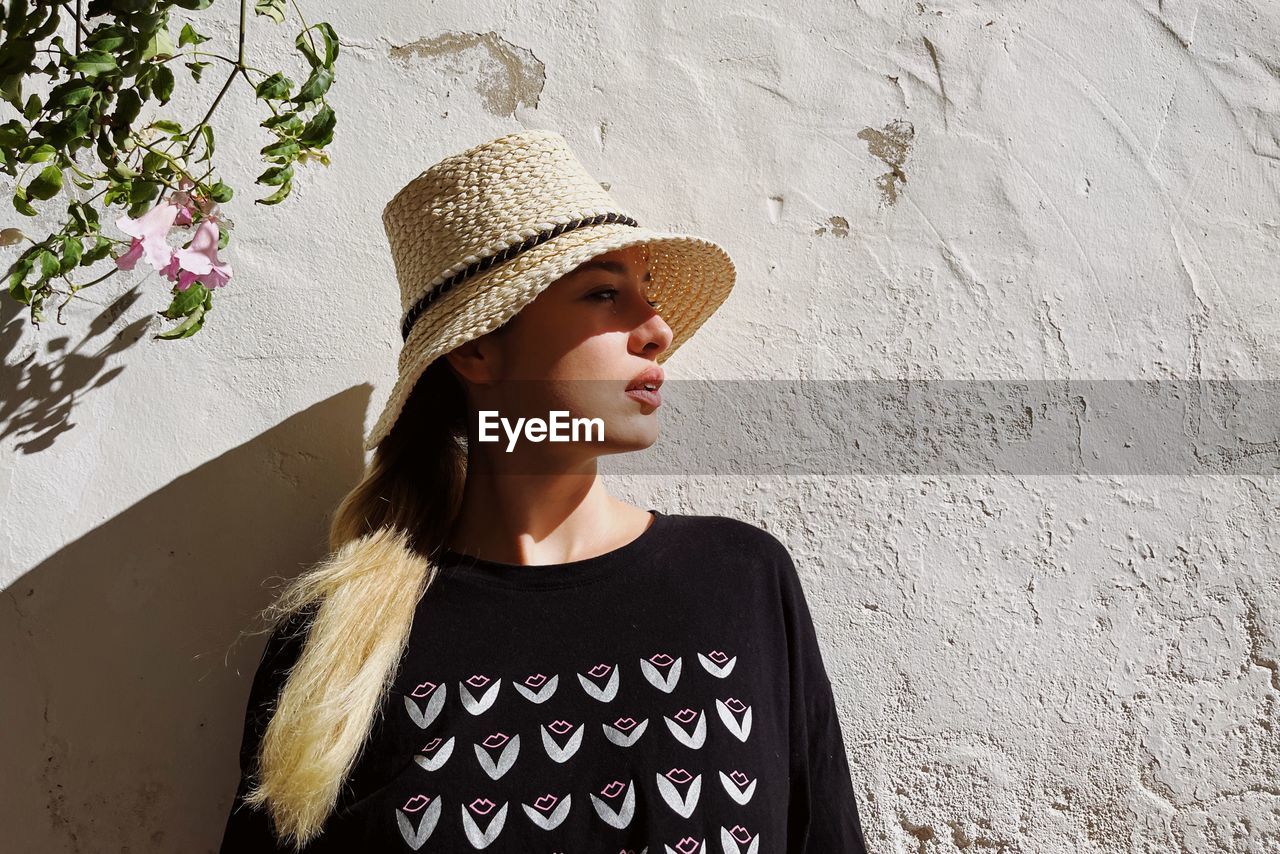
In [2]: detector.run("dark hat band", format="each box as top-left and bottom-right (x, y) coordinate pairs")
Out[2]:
(400, 211), (640, 342)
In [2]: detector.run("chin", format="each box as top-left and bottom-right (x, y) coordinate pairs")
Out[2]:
(597, 417), (660, 453)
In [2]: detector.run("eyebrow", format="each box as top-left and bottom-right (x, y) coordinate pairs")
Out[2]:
(571, 259), (652, 280)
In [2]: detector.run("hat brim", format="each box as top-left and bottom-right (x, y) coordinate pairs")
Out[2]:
(363, 223), (736, 451)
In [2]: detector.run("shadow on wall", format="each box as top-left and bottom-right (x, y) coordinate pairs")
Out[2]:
(0, 386), (373, 852)
(0, 283), (152, 453)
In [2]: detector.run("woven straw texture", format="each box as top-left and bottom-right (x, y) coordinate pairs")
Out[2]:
(366, 129), (736, 451)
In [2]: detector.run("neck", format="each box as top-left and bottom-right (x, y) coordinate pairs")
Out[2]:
(445, 451), (649, 566)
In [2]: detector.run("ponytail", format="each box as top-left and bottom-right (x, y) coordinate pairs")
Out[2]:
(238, 357), (467, 848)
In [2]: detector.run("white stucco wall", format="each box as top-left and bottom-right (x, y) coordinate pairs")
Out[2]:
(3, 0), (1278, 851)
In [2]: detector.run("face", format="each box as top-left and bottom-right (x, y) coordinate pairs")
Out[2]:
(445, 243), (674, 465)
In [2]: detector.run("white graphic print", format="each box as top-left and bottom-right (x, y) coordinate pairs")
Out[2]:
(664, 707), (707, 749)
(577, 662), (619, 701)
(720, 825), (760, 854)
(413, 735), (455, 772)
(460, 674), (501, 714)
(719, 769), (758, 805)
(602, 714), (649, 747)
(715, 696), (753, 742)
(461, 797), (507, 849)
(513, 672), (558, 703)
(541, 719), (584, 763)
(656, 767), (702, 818)
(588, 778), (636, 828)
(404, 680), (446, 728)
(521, 792), (571, 830)
(391, 647), (759, 847)
(474, 731), (520, 780)
(640, 652), (682, 692)
(396, 794), (441, 850)
(697, 649), (737, 678)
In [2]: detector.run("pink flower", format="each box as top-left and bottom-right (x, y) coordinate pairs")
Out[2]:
(169, 178), (199, 226)
(115, 202), (181, 271)
(173, 216), (232, 290)
(114, 238), (145, 271)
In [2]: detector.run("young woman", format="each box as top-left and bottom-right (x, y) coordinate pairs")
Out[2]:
(219, 130), (868, 852)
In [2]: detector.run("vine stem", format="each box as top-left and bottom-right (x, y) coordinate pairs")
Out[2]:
(181, 0), (249, 160)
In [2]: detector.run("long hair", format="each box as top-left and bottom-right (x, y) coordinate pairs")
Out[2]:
(238, 356), (469, 848)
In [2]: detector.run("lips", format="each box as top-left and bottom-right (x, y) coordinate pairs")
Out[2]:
(625, 366), (665, 392)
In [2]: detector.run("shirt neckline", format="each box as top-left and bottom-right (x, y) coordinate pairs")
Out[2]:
(436, 509), (666, 590)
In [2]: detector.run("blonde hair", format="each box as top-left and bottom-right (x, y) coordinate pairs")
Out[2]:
(238, 357), (468, 849)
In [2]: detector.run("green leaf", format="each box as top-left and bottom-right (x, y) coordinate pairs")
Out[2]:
(171, 0), (215, 9)
(84, 25), (128, 54)
(298, 105), (336, 148)
(82, 236), (113, 264)
(261, 112), (303, 134)
(112, 88), (142, 143)
(21, 143), (56, 163)
(141, 27), (176, 61)
(254, 72), (292, 100)
(128, 180), (162, 212)
(260, 138), (300, 161)
(59, 235), (83, 272)
(185, 60), (209, 83)
(22, 92), (40, 119)
(49, 79), (93, 106)
(178, 23), (210, 47)
(27, 164), (62, 200)
(163, 281), (209, 317)
(254, 0), (286, 23)
(256, 179), (292, 206)
(0, 120), (27, 148)
(294, 23), (340, 68)
(256, 163), (293, 186)
(198, 125), (215, 161)
(68, 199), (99, 231)
(37, 248), (59, 280)
(154, 65), (174, 104)
(208, 180), (233, 202)
(71, 50), (117, 77)
(150, 119), (183, 135)
(0, 32), (36, 79)
(0, 74), (24, 111)
(12, 185), (36, 216)
(142, 151), (167, 173)
(157, 285), (212, 340)
(293, 66), (333, 104)
(295, 28), (320, 67)
(7, 256), (33, 300)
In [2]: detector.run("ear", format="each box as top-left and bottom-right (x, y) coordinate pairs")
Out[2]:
(444, 334), (503, 386)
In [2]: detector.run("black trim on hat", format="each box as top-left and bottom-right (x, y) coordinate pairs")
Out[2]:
(400, 211), (640, 342)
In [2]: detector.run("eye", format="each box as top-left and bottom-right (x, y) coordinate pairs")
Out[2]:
(589, 288), (619, 302)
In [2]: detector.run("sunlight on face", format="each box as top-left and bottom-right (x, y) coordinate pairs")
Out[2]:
(473, 243), (674, 460)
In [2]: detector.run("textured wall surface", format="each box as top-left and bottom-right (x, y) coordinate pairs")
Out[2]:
(3, 0), (1278, 851)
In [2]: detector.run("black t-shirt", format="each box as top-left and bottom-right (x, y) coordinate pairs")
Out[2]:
(219, 510), (869, 852)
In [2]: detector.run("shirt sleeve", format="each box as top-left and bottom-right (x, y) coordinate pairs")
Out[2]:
(776, 543), (871, 853)
(218, 608), (315, 853)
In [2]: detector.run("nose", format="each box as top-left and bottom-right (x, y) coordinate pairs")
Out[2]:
(632, 304), (674, 358)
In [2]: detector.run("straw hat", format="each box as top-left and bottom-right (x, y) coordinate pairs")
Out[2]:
(364, 129), (737, 451)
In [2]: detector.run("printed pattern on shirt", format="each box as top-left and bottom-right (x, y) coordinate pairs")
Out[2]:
(391, 647), (763, 853)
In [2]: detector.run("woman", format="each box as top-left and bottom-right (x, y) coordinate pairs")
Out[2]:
(219, 130), (868, 852)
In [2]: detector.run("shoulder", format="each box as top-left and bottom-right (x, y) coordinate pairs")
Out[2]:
(657, 511), (797, 574)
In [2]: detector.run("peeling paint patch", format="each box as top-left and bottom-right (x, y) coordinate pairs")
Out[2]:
(814, 215), (850, 237)
(389, 31), (545, 117)
(857, 120), (914, 205)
